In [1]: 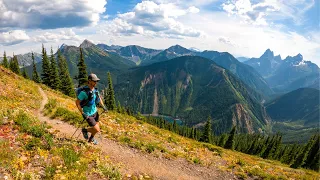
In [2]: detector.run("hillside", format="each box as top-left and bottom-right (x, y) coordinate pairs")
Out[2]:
(115, 56), (270, 135)
(199, 52), (273, 98)
(24, 40), (136, 86)
(140, 45), (273, 98)
(1, 65), (319, 179)
(266, 88), (320, 143)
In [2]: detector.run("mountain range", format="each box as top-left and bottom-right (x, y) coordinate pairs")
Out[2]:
(115, 56), (270, 134)
(244, 49), (319, 93)
(0, 52), (42, 67)
(2, 39), (319, 141)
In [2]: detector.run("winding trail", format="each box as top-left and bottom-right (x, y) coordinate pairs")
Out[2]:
(37, 87), (236, 180)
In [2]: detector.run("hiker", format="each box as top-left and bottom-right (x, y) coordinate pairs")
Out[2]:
(76, 73), (108, 144)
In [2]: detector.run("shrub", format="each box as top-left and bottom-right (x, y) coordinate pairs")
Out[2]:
(145, 143), (156, 153)
(98, 164), (122, 180)
(60, 147), (80, 167)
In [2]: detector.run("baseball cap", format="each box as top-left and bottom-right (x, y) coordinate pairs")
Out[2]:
(88, 73), (100, 81)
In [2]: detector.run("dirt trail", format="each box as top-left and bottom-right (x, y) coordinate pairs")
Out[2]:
(37, 87), (236, 180)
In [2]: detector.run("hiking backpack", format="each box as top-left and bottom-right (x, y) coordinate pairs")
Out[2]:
(76, 86), (100, 107)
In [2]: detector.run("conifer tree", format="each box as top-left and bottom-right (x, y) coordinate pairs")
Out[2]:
(41, 45), (51, 86)
(57, 49), (75, 97)
(117, 101), (122, 113)
(224, 126), (236, 150)
(200, 116), (212, 143)
(2, 51), (8, 68)
(173, 119), (178, 133)
(290, 137), (314, 168)
(22, 64), (28, 79)
(31, 52), (41, 83)
(76, 48), (87, 86)
(106, 72), (116, 110)
(10, 55), (20, 75)
(218, 134), (227, 147)
(49, 48), (61, 90)
(303, 135), (319, 170)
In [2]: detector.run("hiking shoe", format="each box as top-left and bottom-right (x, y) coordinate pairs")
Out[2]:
(81, 128), (88, 140)
(90, 138), (98, 145)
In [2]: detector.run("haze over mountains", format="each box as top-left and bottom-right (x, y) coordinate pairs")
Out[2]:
(1, 39), (319, 142)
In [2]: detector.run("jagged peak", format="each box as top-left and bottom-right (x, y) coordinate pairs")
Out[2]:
(80, 39), (95, 48)
(59, 43), (68, 51)
(261, 48), (274, 58)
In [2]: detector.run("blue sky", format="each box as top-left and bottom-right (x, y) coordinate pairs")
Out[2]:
(0, 0), (319, 65)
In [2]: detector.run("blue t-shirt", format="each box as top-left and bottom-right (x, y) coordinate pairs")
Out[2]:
(78, 89), (99, 116)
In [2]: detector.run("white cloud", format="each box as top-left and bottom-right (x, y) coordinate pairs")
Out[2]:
(33, 29), (81, 43)
(188, 6), (200, 13)
(218, 37), (239, 47)
(0, 0), (107, 29)
(100, 1), (204, 39)
(0, 30), (30, 45)
(222, 0), (279, 25)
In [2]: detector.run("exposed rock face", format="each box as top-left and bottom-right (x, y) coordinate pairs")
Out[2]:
(232, 104), (254, 134)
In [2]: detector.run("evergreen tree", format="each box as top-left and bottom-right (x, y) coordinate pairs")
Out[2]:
(290, 137), (314, 168)
(117, 101), (122, 113)
(2, 51), (8, 68)
(22, 64), (28, 79)
(218, 134), (227, 147)
(106, 72), (116, 110)
(224, 126), (236, 150)
(41, 45), (51, 86)
(262, 134), (282, 159)
(200, 116), (212, 143)
(303, 135), (319, 170)
(104, 87), (109, 108)
(309, 151), (320, 171)
(10, 55), (20, 75)
(76, 48), (87, 86)
(173, 119), (178, 133)
(49, 48), (61, 90)
(57, 49), (75, 97)
(31, 52), (41, 83)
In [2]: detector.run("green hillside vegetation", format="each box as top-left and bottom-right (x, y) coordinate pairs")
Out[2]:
(1, 65), (320, 179)
(199, 52), (274, 98)
(115, 56), (270, 135)
(266, 88), (320, 143)
(24, 43), (136, 87)
(0, 67), (122, 179)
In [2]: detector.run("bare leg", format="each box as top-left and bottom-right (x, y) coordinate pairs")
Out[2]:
(87, 122), (100, 142)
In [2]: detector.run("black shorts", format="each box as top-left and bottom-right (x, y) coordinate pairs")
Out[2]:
(86, 112), (99, 127)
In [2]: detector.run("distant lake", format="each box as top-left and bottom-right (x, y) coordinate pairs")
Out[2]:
(142, 114), (183, 125)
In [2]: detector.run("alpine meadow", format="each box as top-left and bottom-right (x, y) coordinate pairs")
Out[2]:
(0, 0), (319, 179)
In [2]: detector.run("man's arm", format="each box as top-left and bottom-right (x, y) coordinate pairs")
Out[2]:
(76, 99), (84, 114)
(98, 95), (108, 112)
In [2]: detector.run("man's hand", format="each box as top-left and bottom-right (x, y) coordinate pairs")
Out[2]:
(103, 106), (108, 112)
(82, 113), (88, 120)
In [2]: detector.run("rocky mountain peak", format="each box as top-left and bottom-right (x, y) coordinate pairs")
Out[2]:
(80, 39), (95, 48)
(260, 49), (274, 59)
(167, 45), (190, 54)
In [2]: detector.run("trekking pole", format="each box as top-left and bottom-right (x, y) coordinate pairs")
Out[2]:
(71, 117), (86, 139)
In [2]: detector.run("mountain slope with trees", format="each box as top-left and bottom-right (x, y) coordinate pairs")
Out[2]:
(115, 56), (270, 135)
(1, 64), (319, 179)
(266, 88), (320, 143)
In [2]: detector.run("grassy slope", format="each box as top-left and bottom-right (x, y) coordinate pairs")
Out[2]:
(0, 66), (319, 179)
(0, 67), (122, 179)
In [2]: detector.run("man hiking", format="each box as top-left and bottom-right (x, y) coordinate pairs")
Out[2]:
(76, 73), (107, 144)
